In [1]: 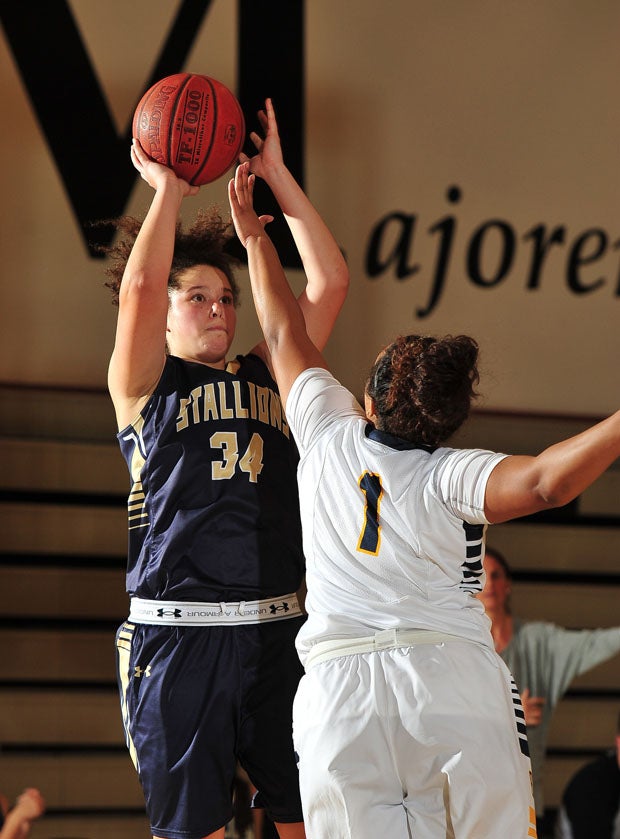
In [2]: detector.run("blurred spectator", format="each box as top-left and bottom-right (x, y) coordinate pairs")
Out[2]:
(478, 546), (620, 835)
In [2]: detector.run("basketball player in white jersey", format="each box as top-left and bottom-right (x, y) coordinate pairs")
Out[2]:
(229, 162), (620, 838)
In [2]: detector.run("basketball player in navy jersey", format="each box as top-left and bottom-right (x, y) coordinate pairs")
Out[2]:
(103, 100), (348, 839)
(228, 161), (620, 838)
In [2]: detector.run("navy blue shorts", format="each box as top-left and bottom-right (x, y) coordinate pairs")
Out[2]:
(116, 616), (305, 839)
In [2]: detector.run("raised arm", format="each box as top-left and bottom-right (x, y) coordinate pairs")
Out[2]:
(228, 163), (326, 407)
(484, 410), (620, 523)
(108, 140), (199, 430)
(243, 98), (349, 351)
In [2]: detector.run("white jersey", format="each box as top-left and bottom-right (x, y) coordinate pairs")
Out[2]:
(286, 367), (508, 665)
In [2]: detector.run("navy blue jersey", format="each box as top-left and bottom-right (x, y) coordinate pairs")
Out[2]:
(117, 353), (304, 601)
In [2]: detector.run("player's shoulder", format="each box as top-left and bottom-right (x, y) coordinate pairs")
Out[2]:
(290, 367), (363, 422)
(287, 367), (365, 454)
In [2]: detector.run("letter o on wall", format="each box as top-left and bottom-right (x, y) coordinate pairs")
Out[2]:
(467, 220), (516, 287)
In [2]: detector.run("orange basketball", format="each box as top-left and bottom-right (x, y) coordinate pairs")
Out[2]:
(132, 73), (245, 186)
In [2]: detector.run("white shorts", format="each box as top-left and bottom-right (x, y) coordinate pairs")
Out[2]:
(292, 635), (536, 839)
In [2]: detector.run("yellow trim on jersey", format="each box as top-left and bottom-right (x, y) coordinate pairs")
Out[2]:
(116, 622), (140, 772)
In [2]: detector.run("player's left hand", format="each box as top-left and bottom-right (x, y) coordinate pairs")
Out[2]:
(228, 162), (274, 248)
(239, 98), (283, 180)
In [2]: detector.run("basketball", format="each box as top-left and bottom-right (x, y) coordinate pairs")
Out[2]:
(132, 73), (245, 186)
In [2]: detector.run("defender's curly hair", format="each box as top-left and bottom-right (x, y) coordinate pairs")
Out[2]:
(365, 334), (480, 447)
(98, 208), (240, 306)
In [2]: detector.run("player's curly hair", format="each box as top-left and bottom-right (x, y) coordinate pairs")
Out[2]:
(98, 208), (240, 306)
(365, 334), (480, 447)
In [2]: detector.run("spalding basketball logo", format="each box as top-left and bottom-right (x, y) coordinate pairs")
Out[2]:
(224, 124), (238, 145)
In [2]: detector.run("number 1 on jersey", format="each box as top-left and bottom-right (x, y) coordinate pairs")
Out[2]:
(357, 471), (383, 555)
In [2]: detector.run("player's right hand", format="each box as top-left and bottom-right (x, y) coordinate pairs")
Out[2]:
(130, 138), (198, 197)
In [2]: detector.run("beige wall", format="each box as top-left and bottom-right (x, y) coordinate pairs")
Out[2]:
(1, 0), (618, 415)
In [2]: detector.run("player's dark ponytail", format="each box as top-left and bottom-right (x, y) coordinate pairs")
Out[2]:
(366, 334), (480, 446)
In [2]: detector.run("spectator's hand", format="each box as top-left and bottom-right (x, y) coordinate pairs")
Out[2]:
(240, 98), (284, 181)
(12, 789), (45, 822)
(0, 788), (45, 839)
(521, 688), (545, 727)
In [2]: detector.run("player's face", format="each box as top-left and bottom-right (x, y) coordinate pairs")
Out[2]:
(167, 265), (237, 368)
(477, 553), (511, 614)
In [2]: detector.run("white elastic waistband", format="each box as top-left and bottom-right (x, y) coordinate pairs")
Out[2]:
(129, 594), (302, 626)
(305, 628), (466, 669)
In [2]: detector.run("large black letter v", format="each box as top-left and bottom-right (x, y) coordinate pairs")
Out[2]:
(1, 0), (214, 256)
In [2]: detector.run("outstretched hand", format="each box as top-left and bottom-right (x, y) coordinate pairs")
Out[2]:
(239, 98), (284, 180)
(228, 162), (274, 248)
(130, 138), (199, 197)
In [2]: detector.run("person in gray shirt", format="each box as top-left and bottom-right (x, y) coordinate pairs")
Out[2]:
(478, 546), (620, 835)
